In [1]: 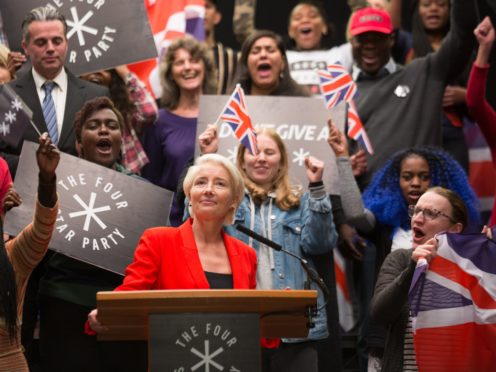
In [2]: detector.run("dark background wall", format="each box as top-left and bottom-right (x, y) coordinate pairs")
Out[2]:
(214, 0), (496, 107)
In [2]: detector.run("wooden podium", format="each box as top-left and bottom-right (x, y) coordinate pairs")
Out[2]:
(97, 289), (317, 371)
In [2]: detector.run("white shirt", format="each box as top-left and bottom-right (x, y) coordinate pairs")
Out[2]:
(391, 227), (413, 251)
(286, 43), (353, 95)
(351, 57), (397, 81)
(32, 68), (68, 138)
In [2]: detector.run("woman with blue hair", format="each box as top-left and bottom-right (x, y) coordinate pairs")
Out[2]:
(363, 146), (479, 240)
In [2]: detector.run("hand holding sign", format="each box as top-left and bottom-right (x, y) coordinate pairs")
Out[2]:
(304, 156), (324, 183)
(2, 187), (21, 213)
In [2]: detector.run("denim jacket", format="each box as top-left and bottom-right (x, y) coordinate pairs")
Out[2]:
(225, 190), (337, 342)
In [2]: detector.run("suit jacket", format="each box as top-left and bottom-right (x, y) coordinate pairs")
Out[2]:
(116, 219), (257, 291)
(3, 68), (109, 176)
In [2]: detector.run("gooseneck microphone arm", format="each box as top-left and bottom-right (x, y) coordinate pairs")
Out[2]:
(234, 224), (330, 311)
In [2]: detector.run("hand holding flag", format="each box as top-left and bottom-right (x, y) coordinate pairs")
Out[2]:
(198, 123), (219, 155)
(408, 232), (496, 371)
(317, 64), (373, 155)
(327, 119), (349, 157)
(216, 84), (258, 155)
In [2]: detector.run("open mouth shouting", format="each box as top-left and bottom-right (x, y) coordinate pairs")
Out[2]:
(412, 226), (426, 245)
(96, 138), (113, 155)
(256, 62), (273, 79)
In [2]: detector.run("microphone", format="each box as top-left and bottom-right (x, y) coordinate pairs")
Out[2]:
(234, 224), (330, 298)
(235, 223), (282, 251)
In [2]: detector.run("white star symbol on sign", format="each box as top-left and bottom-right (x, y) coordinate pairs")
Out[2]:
(66, 6), (98, 46)
(226, 146), (238, 162)
(11, 98), (23, 111)
(0, 122), (10, 136)
(190, 340), (224, 372)
(292, 148), (310, 167)
(69, 192), (111, 231)
(4, 111), (16, 123)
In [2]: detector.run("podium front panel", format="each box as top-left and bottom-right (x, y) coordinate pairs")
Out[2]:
(97, 289), (318, 340)
(149, 313), (261, 372)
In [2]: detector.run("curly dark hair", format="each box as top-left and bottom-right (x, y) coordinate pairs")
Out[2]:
(159, 35), (216, 109)
(363, 146), (479, 230)
(73, 96), (124, 143)
(0, 222), (17, 341)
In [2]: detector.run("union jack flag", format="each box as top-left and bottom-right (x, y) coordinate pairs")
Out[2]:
(317, 63), (357, 109)
(347, 101), (374, 155)
(409, 231), (496, 371)
(129, 0), (205, 97)
(218, 84), (258, 155)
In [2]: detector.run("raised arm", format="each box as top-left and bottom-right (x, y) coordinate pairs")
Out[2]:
(301, 158), (338, 255)
(7, 133), (59, 277)
(466, 16), (496, 151)
(115, 65), (158, 133)
(431, 0), (477, 83)
(327, 119), (374, 230)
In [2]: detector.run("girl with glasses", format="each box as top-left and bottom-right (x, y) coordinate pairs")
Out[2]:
(358, 146), (479, 369)
(369, 187), (467, 370)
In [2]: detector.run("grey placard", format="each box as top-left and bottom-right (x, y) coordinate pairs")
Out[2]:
(198, 95), (346, 194)
(149, 313), (261, 372)
(1, 0), (157, 76)
(4, 141), (172, 274)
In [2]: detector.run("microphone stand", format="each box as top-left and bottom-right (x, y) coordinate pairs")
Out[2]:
(235, 224), (330, 328)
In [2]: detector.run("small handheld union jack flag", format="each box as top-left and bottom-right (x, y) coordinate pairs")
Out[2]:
(347, 101), (374, 155)
(317, 63), (357, 109)
(217, 84), (258, 155)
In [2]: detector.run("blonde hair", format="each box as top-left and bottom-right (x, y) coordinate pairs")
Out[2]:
(236, 128), (301, 210)
(183, 154), (245, 225)
(426, 186), (467, 228)
(0, 44), (14, 81)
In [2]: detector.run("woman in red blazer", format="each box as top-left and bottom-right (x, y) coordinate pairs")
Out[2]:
(88, 153), (257, 331)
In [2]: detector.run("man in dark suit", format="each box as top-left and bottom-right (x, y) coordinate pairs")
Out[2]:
(1, 6), (108, 366)
(3, 6), (108, 178)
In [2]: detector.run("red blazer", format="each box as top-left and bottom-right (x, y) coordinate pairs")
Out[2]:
(116, 219), (257, 291)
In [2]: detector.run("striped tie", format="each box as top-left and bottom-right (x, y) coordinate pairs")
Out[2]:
(42, 81), (58, 144)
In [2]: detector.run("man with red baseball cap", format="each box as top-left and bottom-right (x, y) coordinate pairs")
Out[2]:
(350, 7), (394, 78)
(347, 4), (477, 187)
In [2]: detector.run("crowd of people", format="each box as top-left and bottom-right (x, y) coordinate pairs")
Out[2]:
(0, 1), (495, 372)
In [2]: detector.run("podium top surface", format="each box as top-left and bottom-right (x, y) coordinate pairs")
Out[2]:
(97, 289), (318, 340)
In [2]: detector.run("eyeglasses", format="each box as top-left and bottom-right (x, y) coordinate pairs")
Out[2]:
(408, 205), (453, 222)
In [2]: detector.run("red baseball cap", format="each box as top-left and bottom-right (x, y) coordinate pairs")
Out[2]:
(350, 7), (393, 36)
